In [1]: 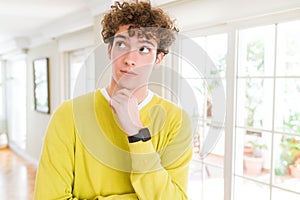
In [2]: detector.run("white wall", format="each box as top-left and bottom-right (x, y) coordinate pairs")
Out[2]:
(24, 28), (95, 163)
(26, 41), (61, 163)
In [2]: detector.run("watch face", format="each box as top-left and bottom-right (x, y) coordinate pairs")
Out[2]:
(140, 128), (151, 141)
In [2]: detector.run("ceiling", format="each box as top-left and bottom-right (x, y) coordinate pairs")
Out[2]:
(1, 0), (299, 55)
(0, 0), (178, 54)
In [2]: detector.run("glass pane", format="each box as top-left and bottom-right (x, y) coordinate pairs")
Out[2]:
(193, 125), (204, 155)
(183, 35), (227, 79)
(203, 165), (223, 200)
(236, 78), (273, 130)
(204, 132), (225, 167)
(206, 34), (227, 78)
(209, 132), (225, 163)
(181, 37), (206, 79)
(207, 78), (226, 126)
(6, 60), (27, 149)
(234, 177), (270, 200)
(273, 134), (300, 193)
(182, 78), (226, 124)
(238, 25), (275, 76)
(187, 167), (203, 199)
(0, 63), (3, 119)
(192, 36), (205, 49)
(276, 20), (300, 76)
(183, 78), (206, 119)
(69, 47), (94, 98)
(272, 188), (300, 200)
(188, 161), (224, 200)
(183, 34), (226, 200)
(181, 58), (203, 79)
(183, 78), (226, 158)
(274, 78), (300, 134)
(200, 125), (225, 167)
(235, 128), (271, 183)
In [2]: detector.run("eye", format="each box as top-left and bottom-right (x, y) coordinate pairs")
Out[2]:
(116, 41), (126, 49)
(139, 46), (151, 54)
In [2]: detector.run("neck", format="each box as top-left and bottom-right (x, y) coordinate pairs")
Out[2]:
(106, 80), (148, 104)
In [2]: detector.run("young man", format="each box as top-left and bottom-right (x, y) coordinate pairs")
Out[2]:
(34, 1), (193, 199)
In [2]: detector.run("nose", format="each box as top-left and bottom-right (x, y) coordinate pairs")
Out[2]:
(124, 50), (137, 67)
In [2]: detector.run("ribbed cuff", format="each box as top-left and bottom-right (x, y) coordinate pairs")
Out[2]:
(128, 140), (162, 173)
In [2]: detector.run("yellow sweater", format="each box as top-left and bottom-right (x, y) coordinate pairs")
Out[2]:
(34, 90), (193, 200)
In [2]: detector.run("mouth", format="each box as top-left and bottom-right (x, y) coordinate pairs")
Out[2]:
(120, 69), (138, 76)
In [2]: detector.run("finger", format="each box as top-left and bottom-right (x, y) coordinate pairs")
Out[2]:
(128, 95), (138, 106)
(111, 93), (129, 104)
(114, 88), (132, 98)
(109, 99), (117, 113)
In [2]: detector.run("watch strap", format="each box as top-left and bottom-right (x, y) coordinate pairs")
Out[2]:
(128, 128), (151, 143)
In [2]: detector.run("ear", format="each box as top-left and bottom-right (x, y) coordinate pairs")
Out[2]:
(107, 44), (112, 59)
(155, 52), (164, 65)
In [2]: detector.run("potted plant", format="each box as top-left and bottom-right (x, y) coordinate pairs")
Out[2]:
(275, 136), (300, 176)
(275, 111), (300, 176)
(244, 138), (268, 176)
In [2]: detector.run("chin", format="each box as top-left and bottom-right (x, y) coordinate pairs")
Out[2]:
(117, 78), (147, 91)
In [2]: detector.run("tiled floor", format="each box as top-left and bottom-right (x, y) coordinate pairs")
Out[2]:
(0, 147), (36, 200)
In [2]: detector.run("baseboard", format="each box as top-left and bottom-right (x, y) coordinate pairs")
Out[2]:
(9, 142), (39, 168)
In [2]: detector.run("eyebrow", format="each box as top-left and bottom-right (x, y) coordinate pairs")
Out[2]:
(139, 40), (155, 48)
(114, 34), (156, 48)
(114, 34), (127, 40)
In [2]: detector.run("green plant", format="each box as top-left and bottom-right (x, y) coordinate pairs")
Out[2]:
(245, 79), (263, 127)
(244, 40), (264, 128)
(280, 137), (300, 164)
(275, 136), (300, 176)
(245, 138), (268, 157)
(275, 111), (300, 176)
(283, 111), (300, 133)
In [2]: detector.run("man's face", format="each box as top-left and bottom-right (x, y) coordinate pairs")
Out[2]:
(108, 25), (163, 90)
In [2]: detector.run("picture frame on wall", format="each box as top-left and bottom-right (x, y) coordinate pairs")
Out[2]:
(33, 57), (50, 114)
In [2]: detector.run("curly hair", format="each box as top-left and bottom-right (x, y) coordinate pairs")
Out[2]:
(101, 0), (179, 55)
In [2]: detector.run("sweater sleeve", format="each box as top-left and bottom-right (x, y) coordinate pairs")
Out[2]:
(34, 102), (139, 200)
(128, 111), (193, 200)
(34, 102), (76, 199)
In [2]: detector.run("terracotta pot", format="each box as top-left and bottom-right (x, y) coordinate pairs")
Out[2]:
(244, 156), (264, 176)
(244, 146), (254, 156)
(289, 165), (300, 178)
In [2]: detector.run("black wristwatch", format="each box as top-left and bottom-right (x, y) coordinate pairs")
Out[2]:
(128, 128), (151, 143)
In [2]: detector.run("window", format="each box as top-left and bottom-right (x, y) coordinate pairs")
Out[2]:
(68, 47), (94, 98)
(234, 20), (300, 200)
(0, 61), (8, 147)
(182, 18), (300, 200)
(181, 34), (227, 200)
(5, 59), (27, 149)
(0, 61), (4, 120)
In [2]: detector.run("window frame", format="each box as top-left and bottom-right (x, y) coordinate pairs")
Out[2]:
(177, 9), (300, 200)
